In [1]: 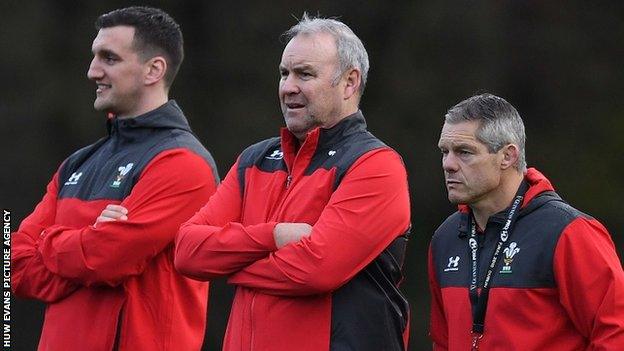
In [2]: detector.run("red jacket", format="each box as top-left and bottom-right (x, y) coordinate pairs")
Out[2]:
(11, 101), (218, 350)
(175, 112), (411, 351)
(429, 168), (624, 350)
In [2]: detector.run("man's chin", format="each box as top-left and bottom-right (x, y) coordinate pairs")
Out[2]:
(93, 100), (118, 115)
(448, 198), (461, 205)
(285, 125), (308, 139)
(93, 99), (109, 112)
(284, 117), (310, 132)
(283, 109), (307, 121)
(447, 192), (467, 205)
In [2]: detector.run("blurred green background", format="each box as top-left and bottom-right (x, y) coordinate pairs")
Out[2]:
(2, 1), (622, 350)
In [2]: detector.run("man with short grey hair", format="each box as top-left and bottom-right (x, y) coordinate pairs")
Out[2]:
(429, 93), (624, 350)
(175, 14), (411, 351)
(283, 13), (370, 96)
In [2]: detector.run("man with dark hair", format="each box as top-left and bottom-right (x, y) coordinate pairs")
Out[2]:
(174, 14), (411, 351)
(429, 93), (624, 350)
(95, 6), (184, 88)
(11, 6), (218, 350)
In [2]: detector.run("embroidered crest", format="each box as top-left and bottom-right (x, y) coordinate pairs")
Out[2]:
(500, 242), (520, 274)
(111, 163), (134, 188)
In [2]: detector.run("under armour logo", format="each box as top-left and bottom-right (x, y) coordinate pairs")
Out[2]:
(64, 172), (83, 185)
(266, 149), (284, 160)
(328, 150), (336, 156)
(444, 256), (460, 272)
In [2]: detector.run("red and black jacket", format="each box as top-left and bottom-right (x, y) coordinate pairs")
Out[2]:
(176, 111), (412, 351)
(12, 101), (219, 351)
(429, 168), (624, 350)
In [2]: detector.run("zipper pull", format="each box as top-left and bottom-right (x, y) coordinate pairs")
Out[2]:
(285, 175), (292, 189)
(471, 333), (483, 350)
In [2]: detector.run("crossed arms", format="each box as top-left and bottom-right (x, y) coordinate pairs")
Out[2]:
(11, 150), (216, 302)
(174, 148), (411, 296)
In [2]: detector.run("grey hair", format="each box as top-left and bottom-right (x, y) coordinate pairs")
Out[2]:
(445, 93), (527, 173)
(283, 13), (369, 97)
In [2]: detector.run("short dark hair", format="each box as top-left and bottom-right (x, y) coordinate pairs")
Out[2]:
(95, 6), (184, 88)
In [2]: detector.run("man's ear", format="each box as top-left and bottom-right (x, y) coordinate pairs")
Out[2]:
(144, 56), (167, 86)
(500, 144), (520, 170)
(343, 68), (361, 100)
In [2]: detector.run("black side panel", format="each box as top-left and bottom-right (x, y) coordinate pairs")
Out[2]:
(57, 136), (123, 200)
(327, 125), (407, 350)
(330, 231), (410, 351)
(236, 137), (284, 197)
(57, 128), (217, 201)
(431, 194), (588, 289)
(305, 131), (386, 190)
(58, 137), (109, 188)
(127, 128), (220, 188)
(174, 129), (220, 184)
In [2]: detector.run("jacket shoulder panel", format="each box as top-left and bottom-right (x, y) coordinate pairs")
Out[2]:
(132, 129), (219, 186)
(492, 198), (588, 288)
(431, 195), (586, 289)
(306, 131), (388, 190)
(57, 137), (109, 190)
(236, 137), (284, 197)
(430, 212), (465, 286)
(57, 128), (217, 201)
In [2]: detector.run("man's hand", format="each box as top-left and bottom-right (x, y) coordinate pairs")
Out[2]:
(273, 223), (313, 249)
(94, 204), (128, 228)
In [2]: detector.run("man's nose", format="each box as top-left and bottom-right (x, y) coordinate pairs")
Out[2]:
(442, 153), (459, 173)
(279, 74), (300, 95)
(87, 57), (102, 80)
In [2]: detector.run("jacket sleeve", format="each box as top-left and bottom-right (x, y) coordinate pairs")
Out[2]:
(37, 149), (217, 287)
(227, 148), (411, 296)
(553, 217), (624, 349)
(11, 171), (80, 303)
(174, 159), (278, 281)
(428, 243), (449, 350)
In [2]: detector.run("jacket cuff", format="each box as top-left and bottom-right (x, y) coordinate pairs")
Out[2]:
(246, 222), (279, 251)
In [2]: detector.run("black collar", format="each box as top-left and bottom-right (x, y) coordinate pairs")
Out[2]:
(458, 180), (530, 237)
(107, 100), (191, 140)
(316, 110), (367, 148)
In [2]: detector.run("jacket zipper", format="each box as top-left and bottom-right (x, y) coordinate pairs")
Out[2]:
(249, 140), (308, 349)
(250, 292), (256, 351)
(275, 147), (303, 213)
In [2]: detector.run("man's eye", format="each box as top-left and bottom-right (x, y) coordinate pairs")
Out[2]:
(104, 56), (118, 64)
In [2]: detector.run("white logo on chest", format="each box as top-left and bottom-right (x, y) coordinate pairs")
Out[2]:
(444, 255), (460, 272)
(64, 172), (83, 185)
(265, 149), (283, 160)
(500, 242), (520, 274)
(111, 163), (134, 188)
